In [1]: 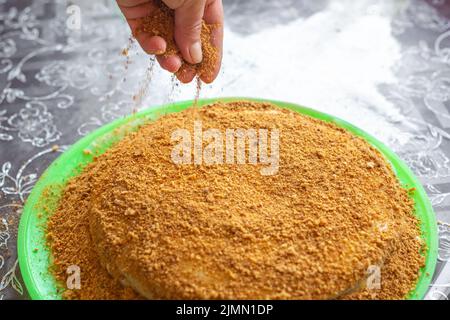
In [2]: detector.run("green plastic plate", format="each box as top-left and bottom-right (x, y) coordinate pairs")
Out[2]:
(18, 97), (438, 300)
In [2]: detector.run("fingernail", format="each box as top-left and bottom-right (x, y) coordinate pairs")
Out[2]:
(149, 49), (164, 55)
(189, 41), (203, 64)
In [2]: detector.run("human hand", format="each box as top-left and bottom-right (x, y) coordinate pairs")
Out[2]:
(117, 0), (223, 83)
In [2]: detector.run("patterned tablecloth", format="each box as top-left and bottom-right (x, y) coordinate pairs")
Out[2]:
(0, 0), (449, 300)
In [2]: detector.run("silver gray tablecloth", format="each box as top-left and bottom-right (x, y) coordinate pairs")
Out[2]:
(0, 0), (449, 300)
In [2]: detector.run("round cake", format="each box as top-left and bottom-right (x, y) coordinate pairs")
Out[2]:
(67, 101), (423, 299)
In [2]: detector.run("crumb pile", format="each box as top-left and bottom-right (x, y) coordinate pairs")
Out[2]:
(47, 101), (424, 300)
(135, 0), (218, 80)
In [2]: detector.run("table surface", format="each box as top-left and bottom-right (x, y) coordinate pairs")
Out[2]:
(0, 0), (449, 300)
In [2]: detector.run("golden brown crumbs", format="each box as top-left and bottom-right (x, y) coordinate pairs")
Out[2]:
(134, 0), (218, 80)
(47, 101), (424, 300)
(46, 174), (139, 300)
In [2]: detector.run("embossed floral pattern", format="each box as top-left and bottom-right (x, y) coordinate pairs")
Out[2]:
(0, 39), (16, 58)
(6, 102), (60, 147)
(36, 61), (97, 90)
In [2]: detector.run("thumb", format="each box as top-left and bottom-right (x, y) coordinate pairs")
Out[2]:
(168, 0), (206, 64)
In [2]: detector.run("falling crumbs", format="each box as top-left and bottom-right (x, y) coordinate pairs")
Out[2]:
(46, 101), (425, 300)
